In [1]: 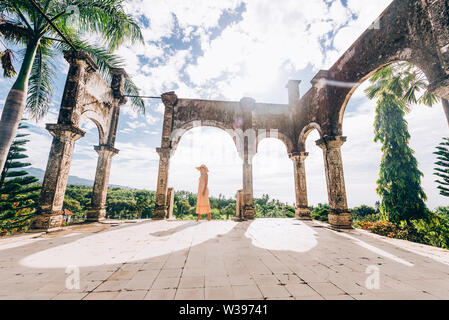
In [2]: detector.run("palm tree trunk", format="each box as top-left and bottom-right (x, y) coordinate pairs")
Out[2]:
(0, 42), (38, 173)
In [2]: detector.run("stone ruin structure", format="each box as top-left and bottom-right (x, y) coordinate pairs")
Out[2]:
(31, 0), (449, 231)
(30, 51), (128, 230)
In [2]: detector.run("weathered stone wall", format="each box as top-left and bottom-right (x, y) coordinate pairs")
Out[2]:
(31, 52), (127, 231)
(155, 0), (449, 229)
(295, 0), (449, 139)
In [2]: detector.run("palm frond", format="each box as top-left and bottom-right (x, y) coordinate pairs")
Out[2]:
(0, 48), (16, 77)
(0, 21), (32, 45)
(26, 44), (56, 120)
(51, 0), (143, 51)
(124, 77), (145, 114)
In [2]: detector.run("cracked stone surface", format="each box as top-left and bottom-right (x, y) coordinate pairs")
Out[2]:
(0, 219), (448, 300)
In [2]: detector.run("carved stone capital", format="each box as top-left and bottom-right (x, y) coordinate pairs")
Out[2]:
(63, 50), (98, 73)
(111, 67), (128, 77)
(161, 91), (178, 106)
(316, 136), (347, 150)
(46, 124), (85, 142)
(289, 151), (309, 161)
(94, 145), (119, 157)
(111, 68), (128, 105)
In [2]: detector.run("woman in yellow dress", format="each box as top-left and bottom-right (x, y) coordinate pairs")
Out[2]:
(196, 164), (211, 221)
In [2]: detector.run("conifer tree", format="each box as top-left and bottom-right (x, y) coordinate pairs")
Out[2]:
(434, 138), (449, 197)
(0, 122), (40, 234)
(365, 63), (435, 223)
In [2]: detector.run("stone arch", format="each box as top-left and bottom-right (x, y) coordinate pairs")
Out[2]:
(31, 51), (127, 231)
(337, 56), (442, 131)
(256, 131), (295, 155)
(170, 120), (238, 154)
(79, 109), (107, 145)
(298, 122), (323, 151)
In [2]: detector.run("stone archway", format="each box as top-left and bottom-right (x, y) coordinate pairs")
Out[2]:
(31, 0), (449, 231)
(153, 92), (300, 221)
(153, 0), (449, 229)
(30, 51), (127, 231)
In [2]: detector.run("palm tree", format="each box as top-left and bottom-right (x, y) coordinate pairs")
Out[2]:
(0, 0), (145, 173)
(365, 62), (439, 223)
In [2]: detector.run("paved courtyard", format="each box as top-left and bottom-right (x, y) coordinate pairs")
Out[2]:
(0, 218), (448, 300)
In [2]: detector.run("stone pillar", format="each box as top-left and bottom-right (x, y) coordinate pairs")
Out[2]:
(443, 99), (449, 127)
(235, 189), (244, 221)
(425, 0), (449, 75)
(30, 124), (85, 231)
(289, 152), (311, 220)
(86, 145), (119, 222)
(153, 92), (177, 220)
(425, 0), (449, 101)
(316, 136), (352, 229)
(242, 154), (255, 220)
(153, 147), (172, 219)
(286, 80), (301, 106)
(166, 187), (175, 220)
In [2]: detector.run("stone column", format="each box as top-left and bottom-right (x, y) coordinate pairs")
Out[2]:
(316, 136), (352, 229)
(86, 145), (119, 222)
(30, 124), (85, 231)
(166, 187), (175, 220)
(286, 80), (301, 106)
(234, 189), (244, 221)
(425, 0), (449, 103)
(425, 0), (449, 75)
(153, 92), (177, 220)
(153, 147), (172, 219)
(242, 154), (255, 220)
(443, 99), (449, 127)
(290, 152), (311, 220)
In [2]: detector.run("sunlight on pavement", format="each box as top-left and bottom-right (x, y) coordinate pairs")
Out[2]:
(0, 238), (45, 251)
(336, 232), (414, 267)
(245, 219), (318, 252)
(20, 221), (237, 268)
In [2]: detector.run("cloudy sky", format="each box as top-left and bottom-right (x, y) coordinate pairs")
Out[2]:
(1, 0), (448, 209)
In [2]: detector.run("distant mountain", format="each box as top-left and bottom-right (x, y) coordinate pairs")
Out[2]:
(26, 167), (131, 189)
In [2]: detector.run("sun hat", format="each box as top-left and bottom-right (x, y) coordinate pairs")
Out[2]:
(196, 164), (209, 172)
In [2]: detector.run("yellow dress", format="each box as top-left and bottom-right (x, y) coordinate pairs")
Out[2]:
(196, 169), (210, 215)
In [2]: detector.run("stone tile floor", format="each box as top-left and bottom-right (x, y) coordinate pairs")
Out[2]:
(0, 219), (448, 300)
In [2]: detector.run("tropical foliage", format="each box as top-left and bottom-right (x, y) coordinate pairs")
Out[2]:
(365, 63), (438, 223)
(61, 187), (296, 222)
(310, 203), (329, 222)
(0, 0), (145, 174)
(434, 137), (449, 197)
(0, 122), (40, 235)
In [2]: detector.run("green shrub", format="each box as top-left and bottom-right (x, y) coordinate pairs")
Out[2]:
(351, 205), (377, 220)
(355, 209), (449, 250)
(409, 213), (449, 249)
(436, 207), (449, 218)
(284, 207), (295, 218)
(311, 204), (329, 222)
(356, 220), (407, 238)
